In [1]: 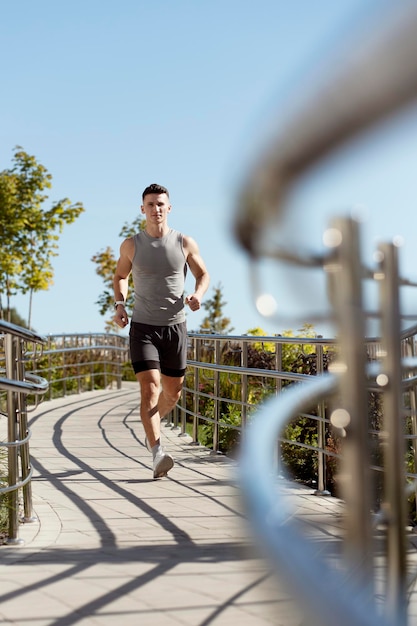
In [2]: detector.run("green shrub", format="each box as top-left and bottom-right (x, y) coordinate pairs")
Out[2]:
(122, 361), (136, 381)
(281, 416), (318, 484)
(201, 403), (242, 456)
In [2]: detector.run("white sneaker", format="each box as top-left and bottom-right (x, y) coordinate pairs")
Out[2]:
(153, 448), (174, 479)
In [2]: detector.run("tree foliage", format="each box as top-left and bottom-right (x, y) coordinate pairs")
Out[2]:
(199, 282), (234, 334)
(246, 327), (275, 352)
(91, 215), (145, 330)
(0, 147), (84, 326)
(3, 307), (29, 329)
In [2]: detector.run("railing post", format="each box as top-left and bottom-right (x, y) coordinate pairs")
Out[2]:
(16, 338), (36, 523)
(212, 340), (221, 452)
(63, 341), (67, 396)
(274, 337), (283, 395)
(378, 242), (407, 625)
(315, 342), (329, 495)
(274, 337), (283, 474)
(405, 335), (417, 521)
(5, 334), (22, 544)
(192, 337), (200, 444)
(171, 404), (179, 430)
(327, 217), (374, 600)
(241, 340), (248, 429)
(180, 386), (187, 436)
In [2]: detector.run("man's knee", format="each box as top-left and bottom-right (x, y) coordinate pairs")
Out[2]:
(163, 390), (181, 408)
(137, 372), (160, 405)
(162, 382), (183, 407)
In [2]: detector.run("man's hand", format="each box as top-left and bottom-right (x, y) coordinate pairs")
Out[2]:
(185, 294), (201, 312)
(114, 306), (129, 328)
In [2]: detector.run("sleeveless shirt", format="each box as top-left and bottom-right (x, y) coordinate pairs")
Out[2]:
(131, 229), (187, 326)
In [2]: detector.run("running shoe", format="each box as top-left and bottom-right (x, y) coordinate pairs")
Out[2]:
(153, 448), (174, 479)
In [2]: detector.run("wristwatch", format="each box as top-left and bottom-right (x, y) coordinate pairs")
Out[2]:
(114, 301), (126, 309)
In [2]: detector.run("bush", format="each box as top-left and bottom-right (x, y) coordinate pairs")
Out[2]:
(281, 416), (318, 484)
(122, 361), (136, 381)
(201, 403), (242, 456)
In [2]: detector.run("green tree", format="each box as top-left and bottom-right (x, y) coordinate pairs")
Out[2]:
(91, 216), (145, 331)
(199, 282), (234, 334)
(1, 307), (29, 329)
(0, 147), (84, 327)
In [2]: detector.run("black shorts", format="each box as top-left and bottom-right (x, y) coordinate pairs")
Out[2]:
(129, 321), (187, 377)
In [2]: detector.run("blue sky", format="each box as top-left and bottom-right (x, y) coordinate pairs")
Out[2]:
(3, 0), (417, 338)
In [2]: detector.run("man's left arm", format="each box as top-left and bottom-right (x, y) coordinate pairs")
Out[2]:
(184, 235), (210, 311)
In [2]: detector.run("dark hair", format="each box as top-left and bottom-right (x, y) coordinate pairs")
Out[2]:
(142, 183), (169, 200)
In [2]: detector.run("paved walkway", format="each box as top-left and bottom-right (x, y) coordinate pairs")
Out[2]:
(0, 383), (347, 625)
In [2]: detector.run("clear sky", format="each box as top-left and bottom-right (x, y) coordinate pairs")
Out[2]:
(2, 0), (417, 339)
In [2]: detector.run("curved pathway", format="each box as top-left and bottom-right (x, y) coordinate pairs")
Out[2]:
(0, 382), (344, 625)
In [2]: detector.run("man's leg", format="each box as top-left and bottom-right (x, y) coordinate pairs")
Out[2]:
(136, 368), (175, 478)
(158, 374), (184, 420)
(136, 369), (163, 448)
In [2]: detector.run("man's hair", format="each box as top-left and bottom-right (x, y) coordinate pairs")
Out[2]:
(142, 183), (169, 200)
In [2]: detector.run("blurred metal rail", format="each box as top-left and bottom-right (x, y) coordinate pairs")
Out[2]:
(234, 2), (417, 625)
(234, 3), (417, 258)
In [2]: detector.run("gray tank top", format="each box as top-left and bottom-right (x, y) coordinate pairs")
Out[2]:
(131, 229), (187, 325)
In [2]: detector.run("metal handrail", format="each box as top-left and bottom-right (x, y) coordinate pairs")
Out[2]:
(34, 333), (129, 398)
(241, 374), (389, 626)
(0, 319), (48, 343)
(0, 375), (49, 394)
(234, 4), (417, 259)
(0, 323), (49, 544)
(0, 328), (131, 544)
(232, 3), (417, 624)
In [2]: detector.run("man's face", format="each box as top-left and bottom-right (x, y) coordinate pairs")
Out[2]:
(141, 193), (171, 222)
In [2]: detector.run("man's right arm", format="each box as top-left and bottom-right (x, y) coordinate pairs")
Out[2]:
(113, 238), (134, 329)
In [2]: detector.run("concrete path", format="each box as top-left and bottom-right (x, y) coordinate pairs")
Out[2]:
(0, 383), (347, 625)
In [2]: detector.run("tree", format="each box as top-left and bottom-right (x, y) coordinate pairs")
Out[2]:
(0, 147), (84, 327)
(199, 282), (234, 334)
(3, 307), (29, 329)
(91, 215), (145, 331)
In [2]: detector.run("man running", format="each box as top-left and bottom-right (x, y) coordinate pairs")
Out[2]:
(113, 183), (210, 478)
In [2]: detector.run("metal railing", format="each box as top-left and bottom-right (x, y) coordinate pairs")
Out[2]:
(175, 332), (338, 490)
(232, 2), (417, 625)
(32, 333), (129, 399)
(233, 225), (417, 626)
(0, 320), (48, 544)
(172, 328), (417, 500)
(0, 328), (130, 544)
(2, 310), (417, 623)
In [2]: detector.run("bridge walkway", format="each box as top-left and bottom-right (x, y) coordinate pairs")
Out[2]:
(0, 382), (347, 625)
